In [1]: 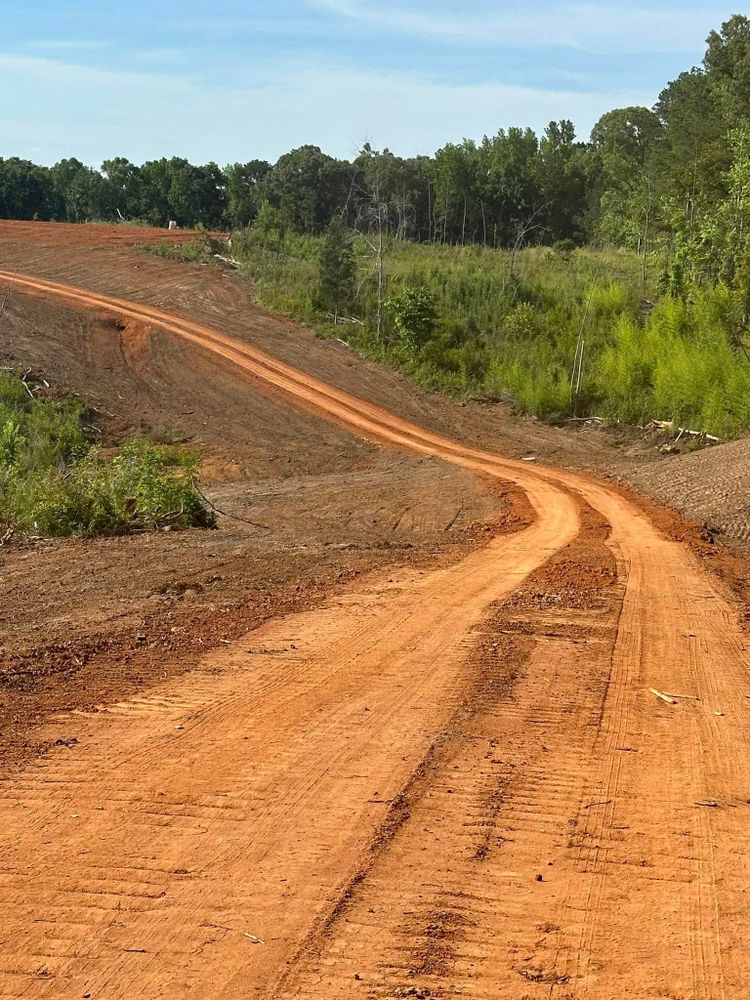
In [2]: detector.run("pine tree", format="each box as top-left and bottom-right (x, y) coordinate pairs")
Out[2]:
(317, 218), (356, 324)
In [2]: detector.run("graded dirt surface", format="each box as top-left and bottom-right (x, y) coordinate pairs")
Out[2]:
(1, 224), (750, 999)
(0, 288), (510, 771)
(630, 437), (750, 546)
(0, 220), (208, 247)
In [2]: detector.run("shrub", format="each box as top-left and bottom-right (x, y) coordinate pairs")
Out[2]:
(387, 287), (438, 348)
(0, 374), (214, 538)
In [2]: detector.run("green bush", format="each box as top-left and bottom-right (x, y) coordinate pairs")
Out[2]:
(0, 374), (215, 538)
(387, 287), (438, 348)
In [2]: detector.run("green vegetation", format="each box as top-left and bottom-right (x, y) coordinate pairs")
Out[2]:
(8, 14), (750, 438)
(0, 373), (214, 538)
(159, 226), (748, 437)
(220, 232), (664, 423)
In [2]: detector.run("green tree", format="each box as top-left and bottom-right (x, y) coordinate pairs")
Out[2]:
(705, 15), (750, 122)
(251, 200), (288, 254)
(225, 160), (271, 228)
(101, 157), (141, 220)
(537, 120), (587, 242)
(655, 69), (728, 222)
(0, 158), (54, 219)
(317, 218), (356, 323)
(479, 127), (541, 246)
(266, 146), (349, 234)
(50, 158), (110, 221)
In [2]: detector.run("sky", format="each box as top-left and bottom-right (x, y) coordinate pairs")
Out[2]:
(0, 1), (736, 167)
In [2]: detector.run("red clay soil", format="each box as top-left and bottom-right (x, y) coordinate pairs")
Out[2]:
(0, 220), (212, 247)
(1, 225), (750, 998)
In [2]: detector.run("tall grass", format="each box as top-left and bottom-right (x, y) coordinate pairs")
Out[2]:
(158, 233), (749, 438)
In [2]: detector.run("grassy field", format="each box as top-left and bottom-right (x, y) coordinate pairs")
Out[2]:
(151, 233), (750, 439)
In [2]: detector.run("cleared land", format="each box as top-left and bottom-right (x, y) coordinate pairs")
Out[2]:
(1, 222), (749, 999)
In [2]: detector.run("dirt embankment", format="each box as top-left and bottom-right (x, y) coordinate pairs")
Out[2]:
(628, 436), (750, 545)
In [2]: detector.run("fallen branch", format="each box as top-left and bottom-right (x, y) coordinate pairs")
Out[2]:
(191, 478), (269, 531)
(325, 312), (364, 326)
(20, 369), (35, 399)
(644, 420), (721, 444)
(649, 687), (676, 705)
(213, 253), (242, 268)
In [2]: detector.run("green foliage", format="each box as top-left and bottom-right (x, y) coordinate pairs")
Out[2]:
(0, 374), (214, 538)
(316, 219), (356, 321)
(224, 227), (750, 437)
(251, 201), (288, 254)
(387, 287), (438, 347)
(598, 287), (750, 436)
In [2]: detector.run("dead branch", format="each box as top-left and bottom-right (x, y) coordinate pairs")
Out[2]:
(21, 369), (35, 399)
(644, 420), (721, 444)
(190, 478), (269, 530)
(649, 687), (676, 705)
(326, 312), (364, 326)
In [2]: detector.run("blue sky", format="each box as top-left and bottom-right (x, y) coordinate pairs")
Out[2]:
(0, 1), (735, 166)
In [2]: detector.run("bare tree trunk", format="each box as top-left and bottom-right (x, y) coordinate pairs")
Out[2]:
(376, 220), (384, 341)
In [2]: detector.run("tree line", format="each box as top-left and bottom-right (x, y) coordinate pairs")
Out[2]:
(2, 15), (750, 269)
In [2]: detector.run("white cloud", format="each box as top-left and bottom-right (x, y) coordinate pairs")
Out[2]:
(0, 54), (652, 166)
(312, 0), (721, 54)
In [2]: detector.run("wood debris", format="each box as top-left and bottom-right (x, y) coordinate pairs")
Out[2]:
(649, 688), (676, 705)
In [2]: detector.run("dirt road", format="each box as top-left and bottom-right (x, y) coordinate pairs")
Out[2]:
(1, 269), (749, 999)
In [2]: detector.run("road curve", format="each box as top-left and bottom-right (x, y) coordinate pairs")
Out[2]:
(0, 270), (749, 999)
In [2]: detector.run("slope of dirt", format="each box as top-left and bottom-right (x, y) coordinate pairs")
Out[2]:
(0, 220), (209, 247)
(629, 436), (750, 545)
